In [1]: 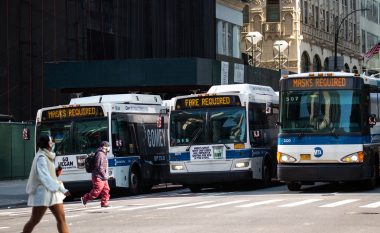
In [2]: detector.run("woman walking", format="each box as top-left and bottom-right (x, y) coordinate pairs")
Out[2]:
(22, 134), (70, 233)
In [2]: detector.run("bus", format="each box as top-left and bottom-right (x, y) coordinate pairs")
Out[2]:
(168, 84), (279, 192)
(277, 72), (380, 191)
(35, 94), (169, 195)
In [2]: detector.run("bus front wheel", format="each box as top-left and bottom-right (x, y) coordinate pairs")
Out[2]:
(129, 169), (141, 195)
(287, 182), (301, 191)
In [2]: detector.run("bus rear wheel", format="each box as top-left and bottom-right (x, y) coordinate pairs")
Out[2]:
(287, 182), (301, 191)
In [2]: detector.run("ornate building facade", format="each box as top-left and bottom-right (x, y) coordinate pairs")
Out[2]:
(243, 0), (363, 73)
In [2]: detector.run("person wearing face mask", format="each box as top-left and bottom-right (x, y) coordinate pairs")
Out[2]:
(22, 134), (70, 233)
(81, 141), (111, 208)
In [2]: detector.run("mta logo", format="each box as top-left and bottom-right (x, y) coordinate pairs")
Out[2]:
(314, 147), (323, 157)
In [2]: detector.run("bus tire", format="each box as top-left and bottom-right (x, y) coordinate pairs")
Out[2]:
(259, 159), (272, 188)
(188, 185), (202, 193)
(363, 165), (378, 190)
(129, 167), (141, 195)
(287, 182), (301, 191)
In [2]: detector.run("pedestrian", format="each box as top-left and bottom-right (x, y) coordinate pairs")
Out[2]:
(23, 134), (70, 233)
(81, 141), (111, 208)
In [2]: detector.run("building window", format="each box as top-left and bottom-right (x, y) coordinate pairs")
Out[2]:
(362, 30), (367, 53)
(216, 19), (240, 58)
(301, 52), (311, 72)
(326, 11), (330, 32)
(304, 1), (308, 24)
(313, 55), (322, 72)
(267, 0), (280, 22)
(315, 6), (319, 28)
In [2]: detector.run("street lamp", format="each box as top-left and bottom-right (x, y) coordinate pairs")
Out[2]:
(245, 32), (262, 66)
(273, 40), (288, 70)
(334, 8), (369, 71)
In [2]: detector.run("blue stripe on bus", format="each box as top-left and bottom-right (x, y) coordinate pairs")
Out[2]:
(108, 156), (140, 167)
(226, 149), (252, 159)
(169, 148), (270, 161)
(169, 152), (190, 161)
(278, 135), (371, 145)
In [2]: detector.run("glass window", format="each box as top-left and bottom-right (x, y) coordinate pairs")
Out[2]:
(267, 0), (280, 22)
(111, 116), (139, 156)
(170, 107), (247, 146)
(73, 119), (109, 154)
(209, 108), (246, 143)
(37, 118), (108, 155)
(280, 90), (363, 134)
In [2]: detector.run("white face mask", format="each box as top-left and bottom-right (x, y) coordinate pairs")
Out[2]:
(48, 138), (55, 151)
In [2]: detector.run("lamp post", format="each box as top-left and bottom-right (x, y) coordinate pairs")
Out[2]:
(334, 8), (369, 71)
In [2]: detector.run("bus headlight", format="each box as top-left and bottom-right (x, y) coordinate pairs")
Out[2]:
(277, 152), (297, 163)
(340, 151), (364, 163)
(235, 162), (249, 168)
(171, 164), (184, 170)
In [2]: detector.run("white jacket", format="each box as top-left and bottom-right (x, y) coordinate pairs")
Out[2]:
(26, 149), (68, 207)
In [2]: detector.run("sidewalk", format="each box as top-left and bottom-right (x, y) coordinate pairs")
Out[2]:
(0, 179), (28, 209)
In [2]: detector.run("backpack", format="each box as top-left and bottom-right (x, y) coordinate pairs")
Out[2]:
(84, 152), (96, 173)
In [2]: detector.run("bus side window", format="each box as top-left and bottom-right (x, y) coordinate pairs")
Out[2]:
(249, 103), (268, 147)
(112, 116), (139, 156)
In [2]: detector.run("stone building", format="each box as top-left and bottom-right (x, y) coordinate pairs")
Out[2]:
(243, 0), (364, 73)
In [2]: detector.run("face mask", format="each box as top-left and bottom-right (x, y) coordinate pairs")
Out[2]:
(49, 141), (55, 151)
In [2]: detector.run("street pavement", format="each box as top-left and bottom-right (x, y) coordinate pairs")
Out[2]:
(0, 179), (28, 209)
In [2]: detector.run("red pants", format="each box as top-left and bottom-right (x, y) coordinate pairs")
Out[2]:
(83, 177), (110, 207)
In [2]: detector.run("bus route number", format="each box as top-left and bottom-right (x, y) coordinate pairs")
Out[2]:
(285, 96), (299, 102)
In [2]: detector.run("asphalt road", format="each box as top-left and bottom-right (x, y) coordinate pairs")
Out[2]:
(1, 183), (379, 233)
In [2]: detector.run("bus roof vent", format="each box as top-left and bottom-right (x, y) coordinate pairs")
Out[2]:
(207, 84), (276, 96)
(70, 94), (163, 105)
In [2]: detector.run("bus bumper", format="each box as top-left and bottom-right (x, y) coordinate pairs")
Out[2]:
(169, 170), (252, 185)
(277, 164), (373, 182)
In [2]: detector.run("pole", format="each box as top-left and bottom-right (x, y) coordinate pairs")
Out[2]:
(334, 8), (369, 71)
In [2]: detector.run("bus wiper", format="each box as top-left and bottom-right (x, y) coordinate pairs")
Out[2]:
(185, 127), (203, 152)
(222, 143), (230, 150)
(329, 128), (338, 138)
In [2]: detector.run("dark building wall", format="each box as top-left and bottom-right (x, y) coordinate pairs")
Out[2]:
(0, 0), (216, 121)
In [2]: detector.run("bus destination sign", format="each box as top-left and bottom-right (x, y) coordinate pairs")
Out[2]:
(42, 106), (104, 121)
(175, 95), (241, 110)
(285, 77), (354, 90)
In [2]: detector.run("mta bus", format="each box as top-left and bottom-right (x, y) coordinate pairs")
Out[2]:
(35, 94), (169, 194)
(277, 72), (380, 191)
(168, 84), (279, 192)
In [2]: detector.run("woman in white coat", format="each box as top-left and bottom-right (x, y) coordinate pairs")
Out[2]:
(22, 134), (71, 233)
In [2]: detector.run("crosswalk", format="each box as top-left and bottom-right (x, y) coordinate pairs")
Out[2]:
(1, 197), (380, 218)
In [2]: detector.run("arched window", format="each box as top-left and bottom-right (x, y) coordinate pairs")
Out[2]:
(313, 55), (322, 71)
(301, 51), (310, 72)
(323, 58), (329, 71)
(352, 66), (358, 74)
(344, 63), (350, 73)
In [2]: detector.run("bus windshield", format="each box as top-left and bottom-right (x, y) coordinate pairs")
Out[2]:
(280, 90), (362, 134)
(170, 107), (246, 146)
(37, 118), (108, 155)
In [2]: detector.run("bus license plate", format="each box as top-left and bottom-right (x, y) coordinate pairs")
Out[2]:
(300, 154), (311, 160)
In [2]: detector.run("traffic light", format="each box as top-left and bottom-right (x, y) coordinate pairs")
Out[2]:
(22, 128), (30, 140)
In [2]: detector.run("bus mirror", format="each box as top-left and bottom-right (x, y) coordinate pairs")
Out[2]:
(157, 116), (164, 128)
(265, 102), (273, 115)
(369, 114), (377, 127)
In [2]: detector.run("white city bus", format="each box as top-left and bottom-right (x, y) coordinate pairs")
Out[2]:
(35, 94), (169, 194)
(168, 84), (279, 192)
(277, 72), (380, 191)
